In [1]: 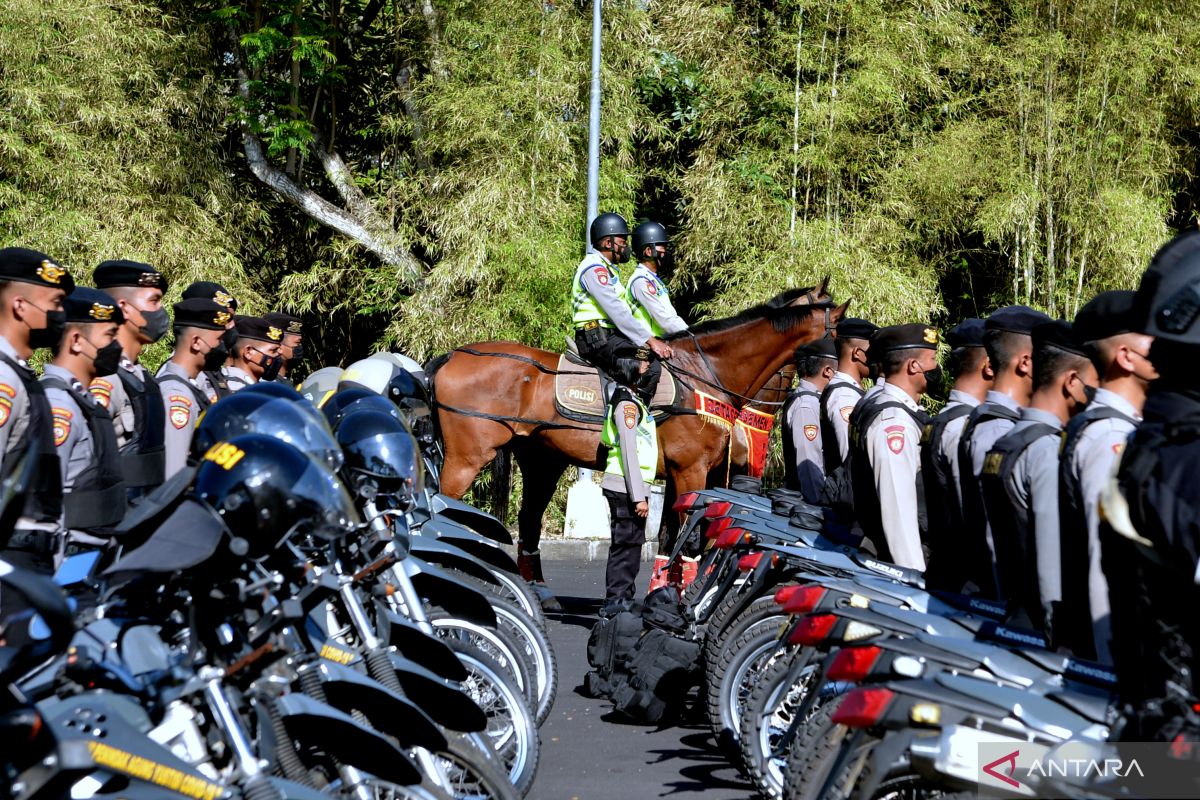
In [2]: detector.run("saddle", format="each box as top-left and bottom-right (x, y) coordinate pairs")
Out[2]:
(555, 337), (678, 424)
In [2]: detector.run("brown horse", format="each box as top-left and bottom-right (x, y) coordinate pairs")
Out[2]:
(428, 282), (846, 567)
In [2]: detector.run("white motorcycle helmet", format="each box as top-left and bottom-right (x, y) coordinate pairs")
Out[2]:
(297, 366), (344, 408)
(368, 350), (426, 384)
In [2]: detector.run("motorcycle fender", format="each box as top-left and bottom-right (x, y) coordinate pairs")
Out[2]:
(276, 692), (421, 787)
(855, 728), (919, 800)
(419, 516), (520, 574)
(298, 659), (447, 751)
(405, 557), (498, 626)
(430, 494), (512, 544)
(388, 651), (488, 732)
(407, 537), (502, 586)
(374, 601), (468, 681)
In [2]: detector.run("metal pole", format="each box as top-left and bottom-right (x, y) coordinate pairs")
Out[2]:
(584, 0), (602, 254)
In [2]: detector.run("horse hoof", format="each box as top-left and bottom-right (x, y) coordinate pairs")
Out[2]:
(530, 581), (562, 612)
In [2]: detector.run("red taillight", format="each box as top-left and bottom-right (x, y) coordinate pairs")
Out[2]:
(827, 646), (883, 682)
(782, 586), (828, 614)
(672, 491), (701, 512)
(705, 516), (734, 540)
(715, 527), (746, 549)
(788, 613), (837, 645)
(737, 552), (764, 572)
(831, 688), (895, 728)
(704, 501), (733, 519)
(774, 585), (802, 606)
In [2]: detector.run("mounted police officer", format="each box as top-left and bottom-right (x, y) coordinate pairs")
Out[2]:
(182, 280), (238, 402)
(156, 298), (232, 479)
(90, 260), (169, 504)
(571, 212), (673, 405)
(224, 316), (285, 390)
(820, 318), (877, 474)
(42, 287), (128, 552)
(922, 318), (991, 588)
(625, 221), (687, 338)
(847, 324), (938, 571)
(0, 247), (71, 601)
(957, 305), (1050, 596)
(264, 311), (304, 384)
(980, 321), (1095, 634)
(781, 338), (837, 503)
(1058, 290), (1156, 662)
(1100, 231), (1200, 743)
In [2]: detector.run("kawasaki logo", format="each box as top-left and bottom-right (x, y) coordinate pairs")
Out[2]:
(989, 625), (1046, 647)
(968, 598), (1006, 616)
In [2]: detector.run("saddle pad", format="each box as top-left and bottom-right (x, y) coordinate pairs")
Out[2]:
(554, 353), (677, 423)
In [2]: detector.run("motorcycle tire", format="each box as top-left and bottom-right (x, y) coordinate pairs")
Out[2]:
(706, 617), (788, 757)
(423, 734), (520, 800)
(702, 595), (783, 679)
(739, 647), (820, 799)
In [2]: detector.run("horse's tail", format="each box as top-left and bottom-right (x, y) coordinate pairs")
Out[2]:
(490, 445), (514, 525)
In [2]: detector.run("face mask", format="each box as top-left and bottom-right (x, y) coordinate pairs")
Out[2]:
(27, 307), (67, 350)
(1083, 384), (1098, 405)
(922, 365), (947, 402)
(612, 242), (631, 265)
(258, 353), (283, 382)
(867, 361), (881, 382)
(289, 343), (305, 362)
(89, 340), (123, 377)
(138, 308), (170, 343)
(203, 340), (229, 372)
(220, 327), (239, 350)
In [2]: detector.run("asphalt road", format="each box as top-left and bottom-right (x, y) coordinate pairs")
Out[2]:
(529, 559), (755, 800)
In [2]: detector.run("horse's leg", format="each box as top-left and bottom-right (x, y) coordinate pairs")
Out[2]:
(438, 417), (510, 499)
(513, 447), (569, 610)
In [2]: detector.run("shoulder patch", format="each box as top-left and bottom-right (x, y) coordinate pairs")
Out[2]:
(803, 424), (818, 442)
(623, 403), (638, 429)
(645, 280), (658, 296)
(51, 407), (72, 447)
(1112, 442), (1124, 455)
(90, 378), (113, 408)
(884, 424), (907, 454)
(169, 395), (192, 430)
(0, 395), (11, 428)
(593, 267), (610, 286)
(0, 384), (16, 399)
(840, 406), (853, 422)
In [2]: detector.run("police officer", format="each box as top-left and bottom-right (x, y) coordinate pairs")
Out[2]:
(156, 298), (232, 479)
(781, 338), (836, 502)
(957, 305), (1050, 596)
(820, 317), (877, 473)
(625, 221), (687, 338)
(1099, 231), (1200, 742)
(41, 287), (128, 548)
(572, 212), (673, 405)
(1059, 290), (1157, 662)
(263, 311), (304, 383)
(0, 248), (72, 594)
(90, 260), (169, 503)
(922, 318), (991, 588)
(224, 316), (285, 390)
(599, 385), (658, 617)
(980, 321), (1095, 634)
(847, 324), (938, 571)
(182, 280), (238, 402)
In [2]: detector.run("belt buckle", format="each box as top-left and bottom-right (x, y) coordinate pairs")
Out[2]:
(581, 321), (600, 331)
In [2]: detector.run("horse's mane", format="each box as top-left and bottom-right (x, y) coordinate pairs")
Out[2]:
(664, 286), (833, 340)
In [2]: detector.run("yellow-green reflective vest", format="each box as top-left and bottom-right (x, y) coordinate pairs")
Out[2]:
(625, 267), (670, 338)
(571, 256), (622, 328)
(602, 396), (658, 482)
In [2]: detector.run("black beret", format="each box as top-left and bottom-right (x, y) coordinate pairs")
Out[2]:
(946, 318), (986, 349)
(872, 323), (940, 354)
(985, 305), (1052, 335)
(1073, 290), (1136, 343)
(263, 311), (303, 336)
(0, 247), (75, 292)
(173, 298), (231, 331)
(1032, 320), (1089, 358)
(63, 287), (124, 325)
(235, 315), (284, 344)
(836, 317), (879, 341)
(1133, 231), (1200, 340)
(182, 281), (238, 311)
(94, 259), (167, 292)
(796, 338), (837, 361)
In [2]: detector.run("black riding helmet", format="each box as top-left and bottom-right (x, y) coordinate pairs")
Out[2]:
(238, 380), (336, 440)
(193, 394), (343, 472)
(336, 409), (425, 503)
(194, 434), (360, 558)
(323, 388), (406, 431)
(632, 220), (669, 257)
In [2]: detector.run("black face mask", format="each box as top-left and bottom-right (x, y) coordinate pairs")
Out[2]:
(89, 340), (123, 377)
(28, 308), (67, 350)
(138, 308), (170, 343)
(612, 242), (631, 265)
(922, 365), (947, 402)
(867, 361), (882, 382)
(1083, 384), (1098, 405)
(220, 327), (239, 350)
(289, 343), (305, 363)
(203, 341), (229, 372)
(257, 353), (284, 382)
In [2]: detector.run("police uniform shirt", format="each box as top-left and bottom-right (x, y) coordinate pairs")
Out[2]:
(998, 406), (1065, 626)
(1064, 387), (1140, 663)
(822, 372), (864, 465)
(222, 365), (256, 392)
(787, 378), (826, 503)
(600, 397), (653, 504)
(194, 369), (221, 404)
(575, 253), (654, 345)
(939, 389), (981, 506)
(863, 376), (887, 402)
(964, 390), (1022, 479)
(41, 365), (96, 492)
(89, 356), (145, 448)
(0, 333), (32, 464)
(862, 382), (927, 571)
(156, 361), (205, 479)
(627, 264), (687, 336)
